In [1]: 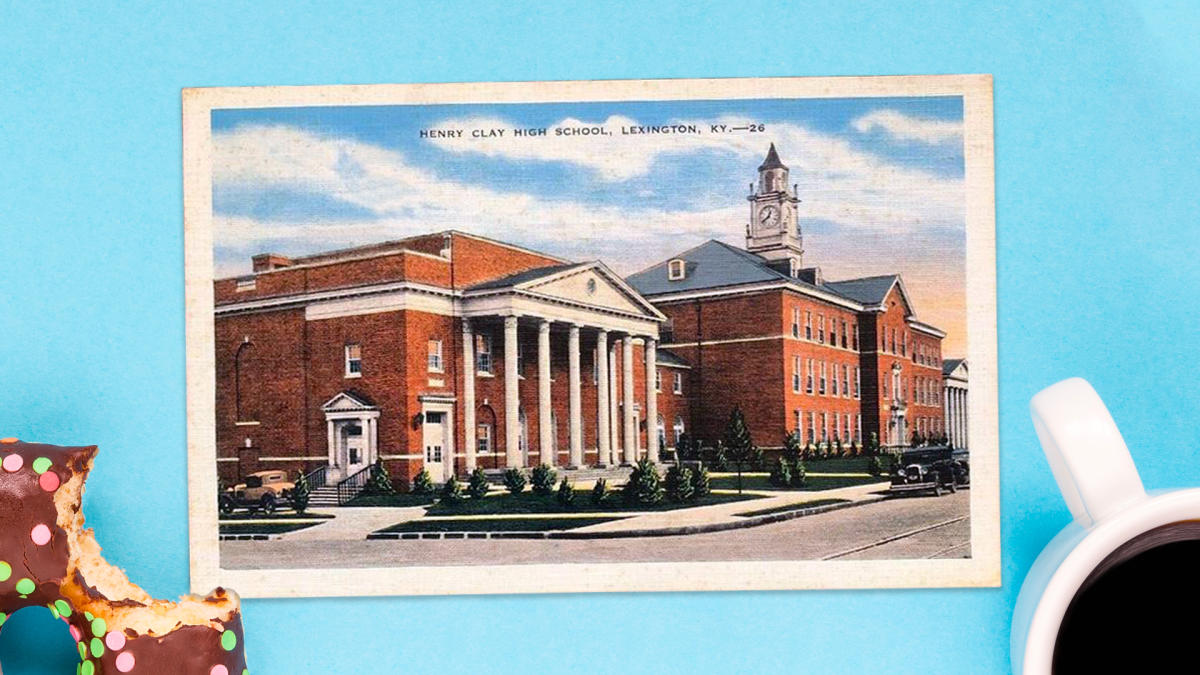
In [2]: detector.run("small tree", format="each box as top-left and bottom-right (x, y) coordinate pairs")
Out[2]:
(291, 470), (311, 514)
(833, 438), (843, 458)
(366, 458), (396, 495)
(503, 468), (526, 495)
(664, 464), (694, 503)
(804, 441), (817, 461)
(623, 457), (664, 505)
(556, 477), (575, 507)
(531, 464), (557, 497)
(676, 433), (695, 462)
(440, 475), (463, 504)
(411, 468), (435, 496)
(866, 432), (880, 457)
(591, 477), (608, 506)
(711, 440), (729, 471)
(869, 454), (888, 477)
(690, 462), (711, 499)
(467, 467), (490, 500)
(911, 430), (925, 448)
(723, 407), (758, 494)
(769, 458), (793, 488)
(852, 440), (862, 457)
(790, 459), (807, 488)
(783, 430), (803, 464)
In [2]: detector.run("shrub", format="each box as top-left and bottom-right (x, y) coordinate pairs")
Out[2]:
(440, 475), (463, 504)
(664, 464), (694, 503)
(790, 460), (807, 488)
(833, 439), (843, 458)
(556, 477), (575, 507)
(769, 458), (793, 487)
(711, 440), (729, 471)
(690, 462), (711, 498)
(503, 468), (527, 495)
(867, 432), (880, 456)
(411, 468), (435, 496)
(623, 457), (664, 505)
(783, 430), (803, 463)
(591, 477), (608, 506)
(804, 442), (817, 461)
(365, 458), (396, 495)
(869, 454), (887, 477)
(291, 470), (311, 515)
(467, 467), (491, 500)
(531, 464), (557, 497)
(852, 440), (862, 457)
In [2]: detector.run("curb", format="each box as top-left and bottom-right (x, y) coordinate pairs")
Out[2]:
(365, 495), (887, 541)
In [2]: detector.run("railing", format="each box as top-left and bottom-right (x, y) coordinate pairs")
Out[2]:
(303, 465), (329, 490)
(336, 464), (373, 506)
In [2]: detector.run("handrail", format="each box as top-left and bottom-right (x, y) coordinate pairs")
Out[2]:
(336, 464), (373, 505)
(303, 465), (329, 490)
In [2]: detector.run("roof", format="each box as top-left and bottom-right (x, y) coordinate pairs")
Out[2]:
(626, 239), (794, 296)
(656, 349), (691, 369)
(758, 143), (788, 171)
(823, 275), (900, 305)
(467, 263), (580, 291)
(943, 358), (966, 376)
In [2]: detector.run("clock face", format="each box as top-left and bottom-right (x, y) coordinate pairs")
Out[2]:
(760, 205), (779, 226)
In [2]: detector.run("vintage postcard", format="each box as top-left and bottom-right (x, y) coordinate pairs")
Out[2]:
(183, 75), (998, 597)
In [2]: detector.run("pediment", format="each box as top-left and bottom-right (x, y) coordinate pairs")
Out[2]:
(321, 390), (378, 411)
(522, 264), (664, 320)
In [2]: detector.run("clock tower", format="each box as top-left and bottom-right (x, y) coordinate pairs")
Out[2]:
(746, 144), (803, 269)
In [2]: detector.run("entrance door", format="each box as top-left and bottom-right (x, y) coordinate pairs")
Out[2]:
(339, 421), (367, 477)
(423, 411), (447, 482)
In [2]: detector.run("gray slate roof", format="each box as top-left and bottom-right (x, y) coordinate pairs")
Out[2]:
(823, 275), (900, 305)
(942, 358), (965, 376)
(626, 240), (793, 296)
(656, 349), (690, 368)
(467, 263), (580, 291)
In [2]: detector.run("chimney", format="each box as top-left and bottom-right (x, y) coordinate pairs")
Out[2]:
(251, 253), (294, 273)
(795, 266), (823, 285)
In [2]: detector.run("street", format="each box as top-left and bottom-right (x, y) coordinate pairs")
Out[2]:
(221, 489), (970, 569)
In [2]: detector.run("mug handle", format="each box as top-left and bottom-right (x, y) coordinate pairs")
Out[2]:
(1030, 378), (1145, 529)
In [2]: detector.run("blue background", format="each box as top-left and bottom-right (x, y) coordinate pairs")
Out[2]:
(1, 2), (1198, 672)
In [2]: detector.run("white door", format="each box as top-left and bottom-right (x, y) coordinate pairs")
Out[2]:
(423, 411), (447, 481)
(340, 421), (367, 476)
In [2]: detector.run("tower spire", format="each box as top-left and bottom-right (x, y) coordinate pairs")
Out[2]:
(746, 144), (803, 267)
(758, 143), (788, 172)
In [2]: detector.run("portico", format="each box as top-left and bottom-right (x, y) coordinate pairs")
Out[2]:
(460, 261), (666, 471)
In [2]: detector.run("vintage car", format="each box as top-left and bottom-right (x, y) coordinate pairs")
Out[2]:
(889, 447), (969, 497)
(219, 470), (296, 515)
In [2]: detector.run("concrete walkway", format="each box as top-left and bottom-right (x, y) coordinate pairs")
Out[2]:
(278, 506), (427, 541)
(569, 480), (890, 534)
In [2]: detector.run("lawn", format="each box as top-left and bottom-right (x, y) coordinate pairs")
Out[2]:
(219, 521), (323, 536)
(377, 516), (622, 534)
(734, 498), (850, 518)
(708, 474), (884, 492)
(344, 493), (436, 507)
(425, 489), (761, 516)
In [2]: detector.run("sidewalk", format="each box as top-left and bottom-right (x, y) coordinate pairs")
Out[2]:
(278, 506), (427, 541)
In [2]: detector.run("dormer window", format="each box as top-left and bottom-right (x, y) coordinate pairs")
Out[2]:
(789, 258), (799, 278)
(668, 259), (686, 281)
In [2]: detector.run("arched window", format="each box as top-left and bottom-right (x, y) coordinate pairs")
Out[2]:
(673, 416), (685, 444)
(477, 405), (497, 468)
(518, 407), (529, 464)
(656, 414), (666, 450)
(234, 340), (254, 422)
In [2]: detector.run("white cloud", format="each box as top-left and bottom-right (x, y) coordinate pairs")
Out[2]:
(850, 109), (963, 145)
(211, 121), (964, 278)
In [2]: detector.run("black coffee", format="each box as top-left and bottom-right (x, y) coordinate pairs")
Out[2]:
(1052, 521), (1200, 674)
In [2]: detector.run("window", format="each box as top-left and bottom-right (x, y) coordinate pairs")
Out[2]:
(841, 320), (848, 349)
(794, 409), (802, 432)
(476, 423), (492, 456)
(834, 413), (841, 440)
(831, 363), (839, 396)
(517, 341), (526, 375)
(674, 416), (686, 444)
(475, 334), (493, 374)
(830, 320), (838, 347)
(817, 315), (825, 343)
(655, 369), (662, 393)
(673, 372), (683, 395)
(668, 259), (686, 281)
(842, 365), (850, 398)
(852, 323), (859, 350)
(235, 277), (256, 292)
(819, 362), (827, 395)
(518, 409), (528, 456)
(791, 308), (801, 338)
(807, 412), (816, 444)
(901, 331), (908, 357)
(890, 328), (896, 354)
(854, 367), (861, 399)
(857, 414), (862, 441)
(821, 413), (828, 441)
(792, 356), (801, 393)
(882, 374), (888, 399)
(344, 343), (362, 378)
(845, 414), (852, 442)
(805, 311), (813, 340)
(427, 339), (443, 373)
(805, 359), (814, 394)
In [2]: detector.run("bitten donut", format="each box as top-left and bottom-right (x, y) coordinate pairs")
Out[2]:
(0, 439), (249, 674)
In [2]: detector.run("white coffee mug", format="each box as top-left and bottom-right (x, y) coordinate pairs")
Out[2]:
(1011, 377), (1200, 673)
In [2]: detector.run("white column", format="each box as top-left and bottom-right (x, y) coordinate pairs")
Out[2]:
(568, 324), (583, 467)
(537, 320), (554, 466)
(608, 341), (620, 465)
(961, 389), (968, 449)
(595, 329), (611, 467)
(622, 336), (636, 464)
(327, 419), (337, 469)
(462, 320), (477, 470)
(644, 337), (659, 463)
(504, 316), (521, 467)
(367, 417), (377, 465)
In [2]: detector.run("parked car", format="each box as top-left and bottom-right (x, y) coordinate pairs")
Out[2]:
(220, 470), (296, 515)
(889, 447), (969, 497)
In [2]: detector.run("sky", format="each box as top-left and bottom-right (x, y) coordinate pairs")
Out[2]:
(211, 95), (967, 355)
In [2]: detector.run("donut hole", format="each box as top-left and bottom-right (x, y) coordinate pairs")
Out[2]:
(0, 605), (83, 672)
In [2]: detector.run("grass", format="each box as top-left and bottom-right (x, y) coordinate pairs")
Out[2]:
(218, 512), (334, 521)
(343, 493), (436, 507)
(425, 489), (761, 516)
(734, 498), (850, 518)
(708, 474), (883, 492)
(377, 517), (621, 534)
(219, 522), (323, 536)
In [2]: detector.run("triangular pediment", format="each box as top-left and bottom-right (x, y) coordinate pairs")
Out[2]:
(522, 263), (665, 320)
(321, 390), (378, 412)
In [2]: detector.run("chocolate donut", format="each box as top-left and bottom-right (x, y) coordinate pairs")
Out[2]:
(0, 439), (249, 674)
